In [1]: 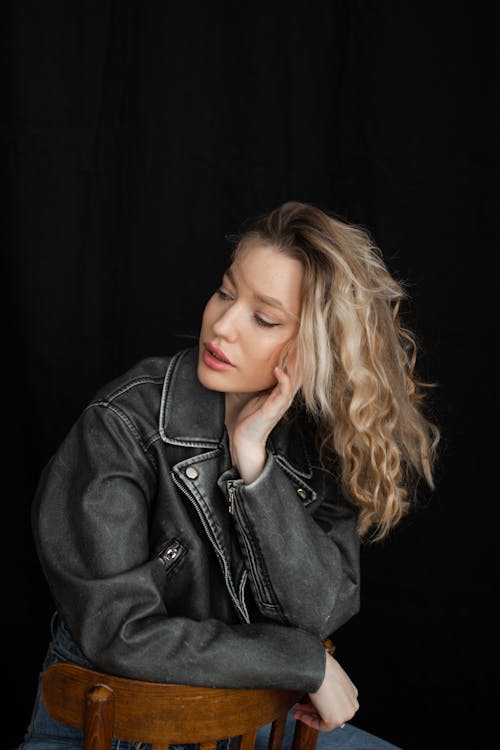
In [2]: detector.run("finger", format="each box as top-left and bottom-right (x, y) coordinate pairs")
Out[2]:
(275, 363), (302, 399)
(273, 366), (297, 403)
(268, 367), (292, 406)
(292, 703), (318, 716)
(293, 711), (323, 731)
(282, 347), (303, 391)
(274, 365), (292, 383)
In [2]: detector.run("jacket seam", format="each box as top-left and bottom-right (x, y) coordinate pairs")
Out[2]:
(274, 455), (317, 501)
(309, 463), (338, 479)
(159, 351), (182, 442)
(145, 433), (163, 452)
(233, 498), (288, 623)
(84, 401), (157, 470)
(104, 374), (166, 403)
(274, 453), (312, 480)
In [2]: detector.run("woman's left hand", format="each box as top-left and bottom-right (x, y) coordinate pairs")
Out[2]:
(229, 361), (301, 484)
(294, 652), (359, 732)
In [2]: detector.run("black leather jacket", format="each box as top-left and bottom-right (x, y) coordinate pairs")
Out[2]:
(32, 346), (360, 693)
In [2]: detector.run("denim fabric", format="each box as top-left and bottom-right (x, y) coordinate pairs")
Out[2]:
(19, 614), (233, 750)
(20, 614), (403, 750)
(254, 712), (404, 750)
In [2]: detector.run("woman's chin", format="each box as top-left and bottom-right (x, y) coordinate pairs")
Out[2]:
(197, 361), (230, 391)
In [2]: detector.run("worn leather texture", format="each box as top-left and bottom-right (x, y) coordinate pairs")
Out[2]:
(32, 346), (360, 692)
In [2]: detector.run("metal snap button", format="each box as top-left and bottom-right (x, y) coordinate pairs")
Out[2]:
(164, 546), (178, 560)
(185, 466), (199, 479)
(297, 488), (307, 499)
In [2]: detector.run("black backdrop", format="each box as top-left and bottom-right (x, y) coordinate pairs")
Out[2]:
(2, 2), (496, 749)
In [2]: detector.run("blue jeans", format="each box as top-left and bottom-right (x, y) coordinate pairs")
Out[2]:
(20, 614), (402, 750)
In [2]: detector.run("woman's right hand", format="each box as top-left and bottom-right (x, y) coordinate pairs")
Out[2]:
(292, 651), (359, 732)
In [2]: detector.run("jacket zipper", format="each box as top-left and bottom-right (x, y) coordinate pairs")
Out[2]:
(226, 479), (270, 606)
(172, 472), (250, 623)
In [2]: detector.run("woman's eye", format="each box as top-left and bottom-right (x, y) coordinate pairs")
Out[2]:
(254, 315), (280, 328)
(216, 290), (279, 328)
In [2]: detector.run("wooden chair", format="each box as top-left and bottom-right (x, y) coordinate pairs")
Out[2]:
(41, 661), (321, 750)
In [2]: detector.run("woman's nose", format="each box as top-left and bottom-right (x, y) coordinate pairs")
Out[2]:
(212, 305), (239, 341)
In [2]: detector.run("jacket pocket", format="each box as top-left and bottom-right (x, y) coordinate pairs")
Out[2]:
(157, 538), (187, 574)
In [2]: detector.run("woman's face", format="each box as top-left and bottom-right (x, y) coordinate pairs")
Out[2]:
(197, 243), (303, 399)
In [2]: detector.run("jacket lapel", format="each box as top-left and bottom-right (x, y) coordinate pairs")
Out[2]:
(159, 347), (224, 448)
(158, 345), (312, 479)
(157, 345), (315, 622)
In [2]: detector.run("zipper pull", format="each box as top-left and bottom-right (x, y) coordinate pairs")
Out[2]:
(227, 480), (237, 515)
(159, 539), (183, 567)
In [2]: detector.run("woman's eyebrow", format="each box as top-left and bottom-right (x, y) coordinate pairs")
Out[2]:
(224, 268), (298, 321)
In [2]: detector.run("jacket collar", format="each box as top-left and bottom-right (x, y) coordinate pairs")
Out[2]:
(159, 346), (312, 478)
(159, 347), (224, 449)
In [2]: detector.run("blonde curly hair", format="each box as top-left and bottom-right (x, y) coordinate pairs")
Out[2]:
(231, 201), (439, 541)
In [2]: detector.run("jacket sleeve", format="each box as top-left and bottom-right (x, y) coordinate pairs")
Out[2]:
(227, 449), (361, 639)
(31, 403), (327, 692)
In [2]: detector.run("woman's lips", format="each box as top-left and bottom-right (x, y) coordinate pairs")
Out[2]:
(203, 345), (235, 371)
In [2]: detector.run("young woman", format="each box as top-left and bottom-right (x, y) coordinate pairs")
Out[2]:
(21, 201), (438, 750)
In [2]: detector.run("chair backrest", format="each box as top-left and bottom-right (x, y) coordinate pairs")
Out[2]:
(42, 662), (319, 750)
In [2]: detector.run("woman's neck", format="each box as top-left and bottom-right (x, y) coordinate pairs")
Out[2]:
(224, 391), (250, 435)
